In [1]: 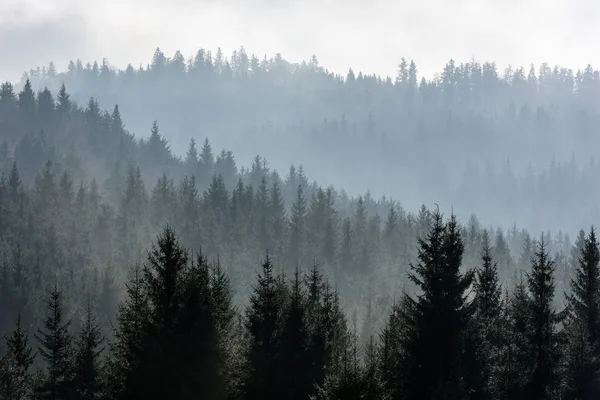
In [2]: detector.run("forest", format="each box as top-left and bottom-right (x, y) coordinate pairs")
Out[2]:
(21, 48), (600, 234)
(0, 52), (599, 399)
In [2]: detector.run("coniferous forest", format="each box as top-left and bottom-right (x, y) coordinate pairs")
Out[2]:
(1, 49), (600, 399)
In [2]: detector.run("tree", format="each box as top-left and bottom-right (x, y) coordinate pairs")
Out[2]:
(564, 227), (600, 399)
(475, 230), (502, 321)
(73, 303), (104, 399)
(0, 82), (16, 104)
(398, 210), (476, 398)
(0, 313), (35, 400)
(526, 235), (562, 399)
(287, 185), (307, 268)
(473, 230), (503, 397)
(139, 226), (190, 398)
(104, 266), (149, 400)
(17, 79), (35, 118)
(56, 83), (71, 116)
(276, 268), (312, 399)
(184, 138), (198, 174)
(36, 87), (55, 125)
(243, 255), (284, 400)
(35, 284), (74, 400)
(176, 252), (227, 399)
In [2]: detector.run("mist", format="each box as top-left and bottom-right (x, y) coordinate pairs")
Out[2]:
(2, 0), (600, 82)
(2, 1), (600, 398)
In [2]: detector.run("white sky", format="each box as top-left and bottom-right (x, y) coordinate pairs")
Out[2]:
(1, 0), (599, 82)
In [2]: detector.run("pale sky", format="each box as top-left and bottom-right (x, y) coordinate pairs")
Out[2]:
(1, 0), (599, 82)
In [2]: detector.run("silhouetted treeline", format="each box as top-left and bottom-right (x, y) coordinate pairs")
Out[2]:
(1, 80), (598, 399)
(3, 213), (600, 399)
(18, 49), (600, 234)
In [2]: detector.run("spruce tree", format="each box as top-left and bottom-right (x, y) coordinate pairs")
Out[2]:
(17, 79), (35, 118)
(73, 303), (104, 400)
(243, 255), (284, 400)
(35, 284), (74, 400)
(0, 313), (35, 400)
(56, 83), (71, 116)
(104, 265), (149, 400)
(475, 230), (502, 321)
(176, 252), (224, 399)
(276, 268), (312, 399)
(564, 227), (600, 399)
(287, 185), (307, 268)
(399, 210), (475, 398)
(473, 229), (503, 396)
(527, 236), (562, 399)
(139, 226), (190, 399)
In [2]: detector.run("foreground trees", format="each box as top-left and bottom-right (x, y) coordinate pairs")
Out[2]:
(2, 218), (600, 399)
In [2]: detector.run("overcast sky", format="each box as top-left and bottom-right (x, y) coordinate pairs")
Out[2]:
(1, 0), (598, 82)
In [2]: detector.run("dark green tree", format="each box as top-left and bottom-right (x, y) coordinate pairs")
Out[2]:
(563, 227), (600, 399)
(34, 284), (74, 400)
(73, 303), (104, 400)
(0, 313), (35, 400)
(526, 236), (562, 399)
(399, 210), (475, 398)
(276, 268), (312, 399)
(243, 255), (284, 400)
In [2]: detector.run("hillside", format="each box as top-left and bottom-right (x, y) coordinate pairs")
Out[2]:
(20, 48), (600, 235)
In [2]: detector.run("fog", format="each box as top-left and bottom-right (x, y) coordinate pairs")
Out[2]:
(2, 0), (600, 83)
(4, 1), (600, 398)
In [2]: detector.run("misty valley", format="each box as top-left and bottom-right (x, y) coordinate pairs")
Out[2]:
(0, 47), (599, 399)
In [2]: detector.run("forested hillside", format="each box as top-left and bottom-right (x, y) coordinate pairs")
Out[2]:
(20, 48), (600, 234)
(0, 78), (599, 399)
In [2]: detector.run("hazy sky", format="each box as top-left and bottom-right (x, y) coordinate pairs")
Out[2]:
(1, 0), (599, 82)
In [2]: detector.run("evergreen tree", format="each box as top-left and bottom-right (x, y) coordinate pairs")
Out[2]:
(56, 83), (71, 116)
(104, 266), (149, 400)
(527, 236), (562, 399)
(73, 303), (104, 400)
(277, 268), (312, 399)
(17, 79), (35, 118)
(0, 313), (35, 400)
(473, 230), (503, 397)
(35, 284), (74, 400)
(287, 185), (307, 268)
(398, 210), (476, 398)
(563, 227), (600, 399)
(184, 138), (198, 175)
(243, 255), (283, 400)
(475, 230), (502, 321)
(139, 226), (189, 399)
(176, 253), (226, 399)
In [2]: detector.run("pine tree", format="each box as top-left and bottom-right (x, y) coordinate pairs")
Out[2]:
(243, 255), (284, 400)
(199, 138), (214, 183)
(277, 268), (312, 399)
(0, 313), (35, 400)
(287, 185), (307, 268)
(269, 179), (286, 259)
(17, 79), (35, 118)
(184, 138), (198, 175)
(527, 235), (562, 399)
(176, 252), (226, 399)
(398, 210), (475, 398)
(56, 83), (71, 116)
(73, 303), (104, 399)
(139, 226), (189, 398)
(35, 284), (74, 400)
(475, 230), (502, 321)
(564, 227), (600, 399)
(104, 266), (149, 400)
(473, 229), (503, 397)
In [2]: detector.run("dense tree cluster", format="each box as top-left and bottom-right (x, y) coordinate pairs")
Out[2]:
(1, 75), (600, 398)
(19, 49), (600, 234)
